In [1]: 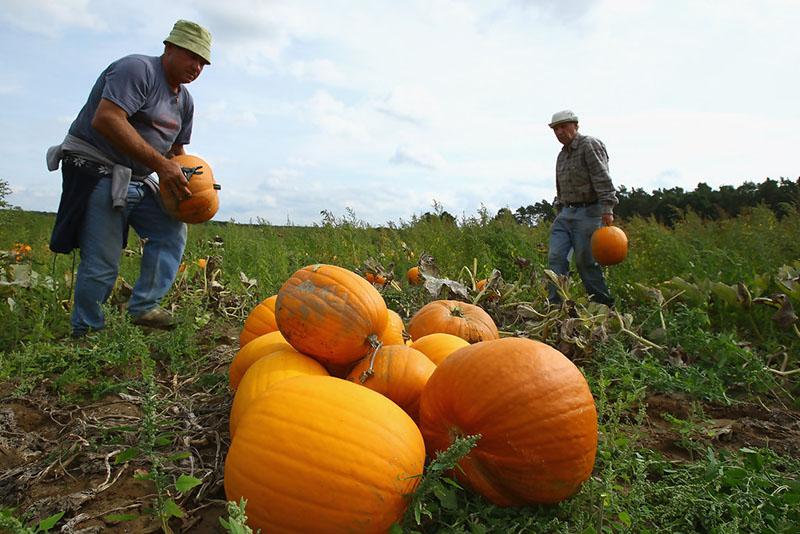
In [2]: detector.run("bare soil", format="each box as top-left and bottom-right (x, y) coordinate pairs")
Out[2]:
(2, 348), (799, 532)
(640, 392), (800, 460)
(0, 340), (236, 533)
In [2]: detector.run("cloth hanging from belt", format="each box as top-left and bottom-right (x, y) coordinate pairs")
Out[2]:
(46, 134), (160, 253)
(46, 134), (157, 209)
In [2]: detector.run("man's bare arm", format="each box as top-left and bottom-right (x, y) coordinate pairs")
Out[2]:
(91, 98), (190, 198)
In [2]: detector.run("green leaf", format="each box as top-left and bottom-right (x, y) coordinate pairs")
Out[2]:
(162, 498), (184, 519)
(154, 434), (173, 447)
(618, 511), (632, 527)
(175, 474), (203, 493)
(36, 511), (65, 532)
(115, 447), (140, 464)
(710, 282), (738, 307)
(166, 451), (192, 462)
(433, 484), (458, 510)
(721, 467), (748, 488)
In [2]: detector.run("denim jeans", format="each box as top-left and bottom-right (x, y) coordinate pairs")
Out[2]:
(72, 177), (186, 335)
(547, 205), (613, 306)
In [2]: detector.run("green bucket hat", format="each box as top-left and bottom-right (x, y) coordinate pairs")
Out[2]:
(164, 19), (212, 64)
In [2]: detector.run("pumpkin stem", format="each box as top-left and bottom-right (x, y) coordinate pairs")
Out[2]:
(450, 306), (463, 318)
(359, 335), (383, 384)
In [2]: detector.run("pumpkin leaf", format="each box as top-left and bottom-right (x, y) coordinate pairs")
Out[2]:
(422, 276), (469, 300)
(710, 282), (738, 307)
(238, 271), (257, 288)
(665, 277), (706, 306)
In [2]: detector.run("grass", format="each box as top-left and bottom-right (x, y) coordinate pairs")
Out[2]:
(1, 205), (799, 533)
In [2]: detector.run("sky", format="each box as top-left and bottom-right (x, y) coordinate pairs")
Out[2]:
(1, 0), (799, 226)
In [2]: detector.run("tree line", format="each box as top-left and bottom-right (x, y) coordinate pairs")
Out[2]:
(509, 177), (800, 227)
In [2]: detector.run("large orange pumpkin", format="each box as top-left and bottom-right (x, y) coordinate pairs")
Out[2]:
(224, 375), (425, 533)
(591, 226), (628, 266)
(346, 344), (436, 421)
(239, 295), (278, 348)
(229, 330), (291, 391)
(275, 264), (388, 366)
(407, 300), (499, 343)
(409, 332), (470, 365)
(380, 309), (408, 346)
(229, 348), (328, 437)
(159, 154), (221, 224)
(419, 337), (598, 506)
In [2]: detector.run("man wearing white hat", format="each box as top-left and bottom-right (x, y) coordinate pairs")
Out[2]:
(546, 110), (617, 307)
(47, 20), (212, 337)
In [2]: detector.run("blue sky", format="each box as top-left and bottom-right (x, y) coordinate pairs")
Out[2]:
(2, 0), (798, 226)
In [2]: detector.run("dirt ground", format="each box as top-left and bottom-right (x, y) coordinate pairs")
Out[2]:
(0, 341), (236, 534)
(2, 359), (800, 532)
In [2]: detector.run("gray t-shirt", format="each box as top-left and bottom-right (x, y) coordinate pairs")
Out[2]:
(68, 54), (194, 176)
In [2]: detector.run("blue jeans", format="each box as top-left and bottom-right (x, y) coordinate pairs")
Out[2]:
(72, 177), (186, 335)
(547, 205), (613, 306)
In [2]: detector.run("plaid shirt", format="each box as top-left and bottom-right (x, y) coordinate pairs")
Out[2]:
(555, 133), (618, 214)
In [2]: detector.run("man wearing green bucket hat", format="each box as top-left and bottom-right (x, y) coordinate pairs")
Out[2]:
(47, 20), (212, 337)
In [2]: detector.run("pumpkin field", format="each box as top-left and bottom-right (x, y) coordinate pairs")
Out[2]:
(1, 203), (799, 533)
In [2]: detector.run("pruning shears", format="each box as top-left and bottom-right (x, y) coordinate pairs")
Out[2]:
(180, 165), (204, 182)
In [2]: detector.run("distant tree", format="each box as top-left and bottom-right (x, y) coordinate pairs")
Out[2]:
(513, 201), (555, 226)
(494, 207), (515, 222)
(419, 210), (456, 225)
(0, 178), (15, 227)
(0, 178), (11, 209)
(529, 176), (799, 227)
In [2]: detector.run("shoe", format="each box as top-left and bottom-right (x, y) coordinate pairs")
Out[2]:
(131, 306), (176, 329)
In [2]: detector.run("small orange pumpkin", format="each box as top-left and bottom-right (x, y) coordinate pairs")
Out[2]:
(224, 375), (425, 532)
(475, 278), (488, 291)
(419, 337), (598, 506)
(229, 330), (290, 391)
(229, 348), (328, 438)
(409, 332), (470, 365)
(407, 266), (423, 285)
(591, 226), (628, 266)
(346, 345), (436, 421)
(407, 300), (499, 343)
(276, 264), (388, 366)
(239, 295), (278, 348)
(159, 154), (221, 224)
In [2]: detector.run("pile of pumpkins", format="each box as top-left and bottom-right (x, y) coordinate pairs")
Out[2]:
(224, 264), (599, 532)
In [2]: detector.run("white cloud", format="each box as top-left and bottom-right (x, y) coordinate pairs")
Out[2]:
(289, 59), (346, 86)
(200, 100), (259, 126)
(304, 91), (368, 140)
(2, 0), (800, 226)
(1, 0), (106, 35)
(390, 145), (446, 170)
(376, 85), (441, 126)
